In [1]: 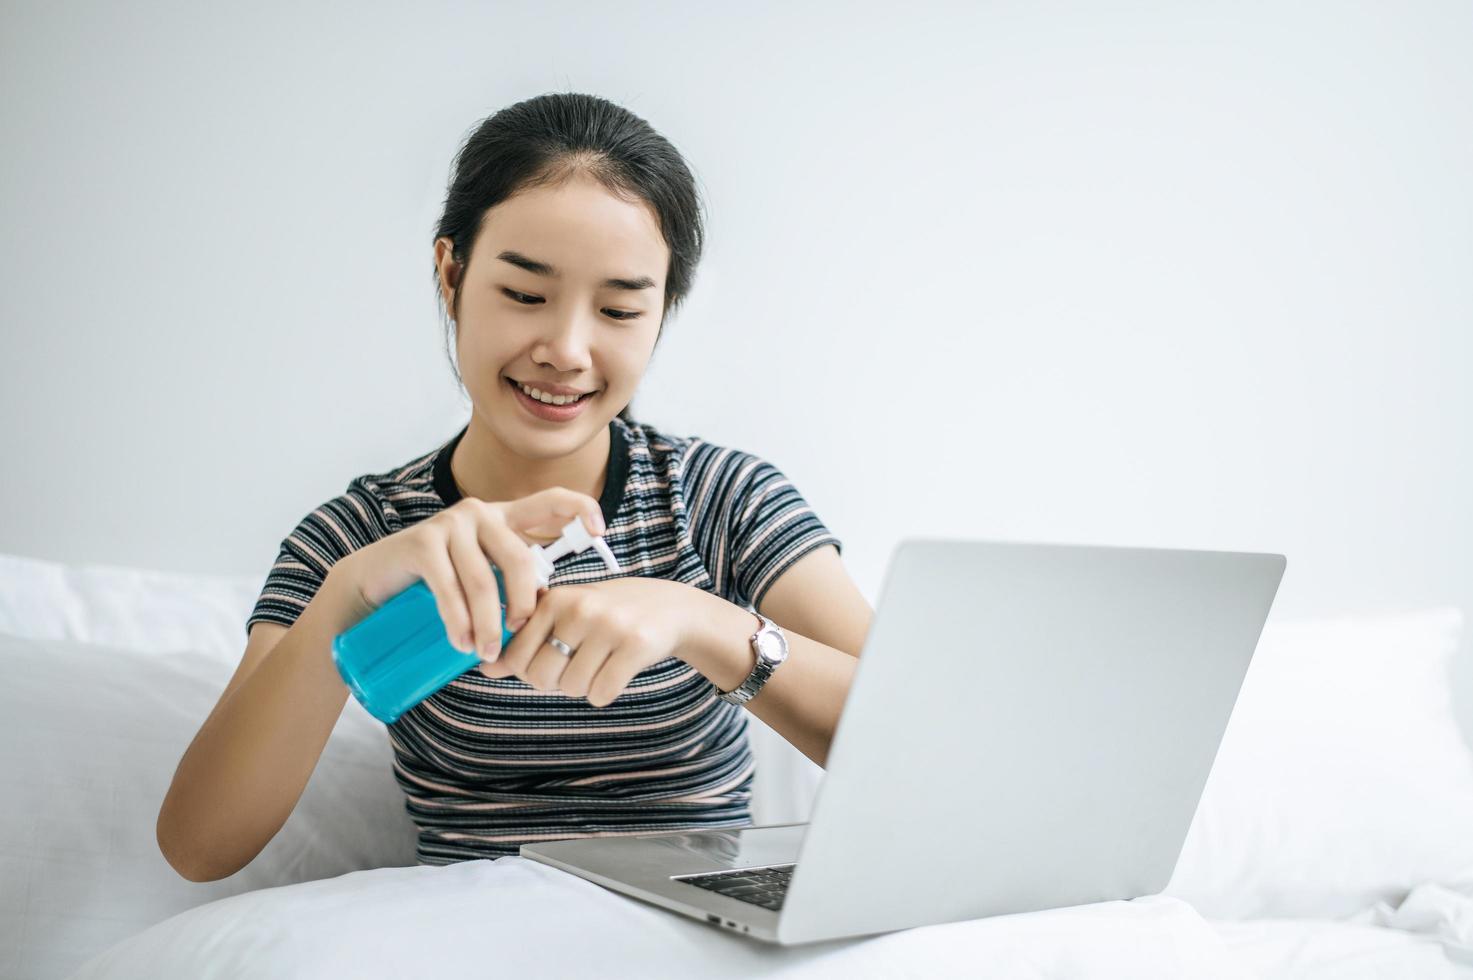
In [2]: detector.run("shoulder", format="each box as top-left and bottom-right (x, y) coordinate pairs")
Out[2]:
(614, 416), (695, 473)
(617, 417), (756, 480)
(682, 437), (798, 509)
(615, 418), (770, 504)
(277, 439), (449, 569)
(251, 433), (456, 633)
(353, 441), (446, 519)
(621, 419), (823, 535)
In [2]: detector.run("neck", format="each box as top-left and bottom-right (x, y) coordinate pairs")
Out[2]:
(451, 413), (611, 505)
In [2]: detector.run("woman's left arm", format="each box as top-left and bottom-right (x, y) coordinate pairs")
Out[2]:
(681, 544), (873, 768)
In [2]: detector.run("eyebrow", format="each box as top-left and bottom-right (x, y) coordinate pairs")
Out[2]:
(496, 250), (657, 292)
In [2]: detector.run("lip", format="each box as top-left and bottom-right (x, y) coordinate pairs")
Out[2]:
(506, 376), (597, 422)
(509, 378), (596, 397)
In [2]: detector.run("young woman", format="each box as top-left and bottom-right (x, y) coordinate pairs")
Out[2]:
(157, 92), (873, 880)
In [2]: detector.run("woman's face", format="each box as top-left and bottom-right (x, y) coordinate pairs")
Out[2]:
(435, 173), (668, 459)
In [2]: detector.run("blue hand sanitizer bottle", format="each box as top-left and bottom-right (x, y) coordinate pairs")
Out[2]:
(332, 516), (621, 723)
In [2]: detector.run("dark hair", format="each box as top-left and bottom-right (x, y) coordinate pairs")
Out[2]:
(432, 92), (706, 424)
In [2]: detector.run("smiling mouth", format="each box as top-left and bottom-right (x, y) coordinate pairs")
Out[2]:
(505, 377), (599, 403)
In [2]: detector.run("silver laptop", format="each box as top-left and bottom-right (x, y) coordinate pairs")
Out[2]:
(521, 538), (1286, 946)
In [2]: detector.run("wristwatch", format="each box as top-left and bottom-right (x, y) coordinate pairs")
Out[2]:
(716, 612), (789, 706)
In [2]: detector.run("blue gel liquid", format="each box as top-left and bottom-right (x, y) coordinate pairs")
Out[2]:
(331, 566), (515, 724)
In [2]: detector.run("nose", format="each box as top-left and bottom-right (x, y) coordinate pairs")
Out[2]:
(531, 310), (595, 374)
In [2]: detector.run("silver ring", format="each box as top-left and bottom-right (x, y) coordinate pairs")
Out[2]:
(547, 635), (574, 657)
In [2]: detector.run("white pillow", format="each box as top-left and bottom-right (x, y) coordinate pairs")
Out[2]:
(0, 551), (264, 663)
(0, 632), (417, 980)
(1164, 606), (1473, 920)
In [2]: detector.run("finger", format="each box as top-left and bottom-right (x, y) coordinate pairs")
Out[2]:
(447, 518), (504, 660)
(493, 583), (561, 678)
(476, 586), (551, 680)
(520, 590), (587, 691)
(524, 628), (583, 693)
(413, 531), (475, 653)
(476, 654), (519, 679)
(555, 627), (615, 701)
(475, 513), (543, 642)
(501, 487), (606, 542)
(518, 589), (586, 686)
(587, 642), (645, 708)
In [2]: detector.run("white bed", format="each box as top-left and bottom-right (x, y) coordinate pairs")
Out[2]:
(3, 551), (1472, 979)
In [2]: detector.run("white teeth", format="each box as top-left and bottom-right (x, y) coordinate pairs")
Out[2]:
(516, 381), (588, 406)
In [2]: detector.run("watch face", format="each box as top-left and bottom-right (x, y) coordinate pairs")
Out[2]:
(756, 631), (785, 662)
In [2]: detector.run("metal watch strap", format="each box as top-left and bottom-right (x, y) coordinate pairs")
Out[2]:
(717, 612), (787, 706)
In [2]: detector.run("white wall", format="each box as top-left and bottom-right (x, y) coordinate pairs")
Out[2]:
(3, 1), (1470, 726)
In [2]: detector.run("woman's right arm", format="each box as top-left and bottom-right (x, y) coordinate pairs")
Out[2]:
(156, 565), (367, 882)
(156, 489), (606, 882)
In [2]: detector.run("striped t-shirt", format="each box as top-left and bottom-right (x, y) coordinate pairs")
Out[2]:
(246, 415), (843, 865)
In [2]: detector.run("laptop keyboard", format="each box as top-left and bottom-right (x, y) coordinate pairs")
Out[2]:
(674, 863), (795, 911)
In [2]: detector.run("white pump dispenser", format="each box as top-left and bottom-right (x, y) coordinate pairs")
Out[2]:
(528, 516), (621, 588)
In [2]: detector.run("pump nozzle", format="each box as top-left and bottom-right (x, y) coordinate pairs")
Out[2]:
(528, 516), (622, 587)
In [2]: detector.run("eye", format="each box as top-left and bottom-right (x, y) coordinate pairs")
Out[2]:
(502, 288), (642, 321)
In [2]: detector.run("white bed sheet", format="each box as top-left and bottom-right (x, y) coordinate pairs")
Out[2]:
(1213, 918), (1472, 979)
(1208, 875), (1473, 978)
(60, 857), (1473, 980)
(64, 857), (1250, 980)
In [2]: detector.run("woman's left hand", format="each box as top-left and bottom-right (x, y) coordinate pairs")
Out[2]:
(474, 577), (707, 707)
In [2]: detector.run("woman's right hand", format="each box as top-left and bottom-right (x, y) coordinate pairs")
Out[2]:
(327, 488), (606, 661)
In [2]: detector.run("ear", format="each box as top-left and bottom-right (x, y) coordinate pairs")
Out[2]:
(434, 236), (462, 311)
